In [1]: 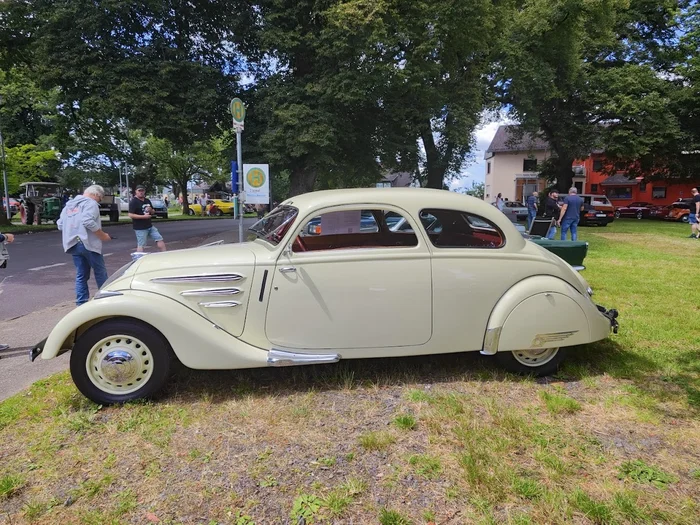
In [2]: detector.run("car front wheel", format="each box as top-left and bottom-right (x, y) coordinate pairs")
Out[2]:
(70, 319), (173, 405)
(495, 347), (566, 376)
(636, 211), (643, 219)
(614, 210), (621, 218)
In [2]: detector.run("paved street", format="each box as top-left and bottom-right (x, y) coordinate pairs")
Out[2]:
(0, 217), (255, 400)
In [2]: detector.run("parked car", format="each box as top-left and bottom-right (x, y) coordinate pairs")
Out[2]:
(614, 201), (653, 219)
(207, 199), (235, 216)
(32, 188), (619, 404)
(501, 201), (528, 222)
(118, 198), (129, 213)
(2, 197), (19, 216)
(148, 199), (169, 219)
(665, 199), (693, 223)
(648, 204), (672, 220)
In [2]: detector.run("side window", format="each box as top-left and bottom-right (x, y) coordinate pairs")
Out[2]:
(295, 209), (418, 252)
(420, 209), (505, 249)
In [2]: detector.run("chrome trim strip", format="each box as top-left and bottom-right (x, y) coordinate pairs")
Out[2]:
(481, 326), (502, 355)
(180, 288), (242, 297)
(94, 290), (124, 300)
(151, 273), (244, 283)
(267, 349), (341, 367)
(198, 301), (240, 308)
(201, 239), (225, 247)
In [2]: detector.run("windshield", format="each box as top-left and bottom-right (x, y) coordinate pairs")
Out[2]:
(248, 205), (298, 245)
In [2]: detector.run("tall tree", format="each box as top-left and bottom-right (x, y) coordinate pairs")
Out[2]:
(498, 0), (683, 191)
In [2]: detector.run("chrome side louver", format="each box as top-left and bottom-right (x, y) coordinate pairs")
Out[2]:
(180, 288), (242, 297)
(151, 273), (245, 283)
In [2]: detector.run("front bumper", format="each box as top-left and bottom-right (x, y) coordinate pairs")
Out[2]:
(597, 305), (619, 334)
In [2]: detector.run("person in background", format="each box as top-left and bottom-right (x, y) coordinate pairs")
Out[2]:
(0, 232), (14, 351)
(57, 185), (112, 306)
(129, 185), (167, 252)
(526, 191), (539, 230)
(558, 187), (584, 241)
(543, 191), (560, 239)
(494, 193), (504, 211)
(689, 187), (700, 238)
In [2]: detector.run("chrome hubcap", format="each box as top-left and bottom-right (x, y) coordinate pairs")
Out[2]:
(86, 335), (154, 395)
(512, 347), (559, 367)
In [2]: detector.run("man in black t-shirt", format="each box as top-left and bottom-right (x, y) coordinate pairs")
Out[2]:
(128, 185), (167, 252)
(689, 187), (700, 239)
(543, 190), (560, 239)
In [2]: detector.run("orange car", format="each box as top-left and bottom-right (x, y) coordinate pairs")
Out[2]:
(664, 199), (693, 223)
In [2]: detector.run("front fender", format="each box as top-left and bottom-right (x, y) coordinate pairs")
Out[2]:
(39, 290), (270, 370)
(483, 275), (597, 353)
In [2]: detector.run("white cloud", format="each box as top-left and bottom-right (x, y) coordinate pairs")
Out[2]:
(449, 111), (514, 193)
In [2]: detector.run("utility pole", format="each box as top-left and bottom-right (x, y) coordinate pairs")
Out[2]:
(0, 96), (10, 220)
(230, 98), (246, 243)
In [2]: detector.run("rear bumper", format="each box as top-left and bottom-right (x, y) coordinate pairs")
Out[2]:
(596, 305), (619, 334)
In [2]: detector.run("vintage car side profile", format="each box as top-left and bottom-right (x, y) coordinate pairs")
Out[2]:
(32, 188), (619, 404)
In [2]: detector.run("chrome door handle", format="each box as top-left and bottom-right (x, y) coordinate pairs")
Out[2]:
(279, 267), (296, 273)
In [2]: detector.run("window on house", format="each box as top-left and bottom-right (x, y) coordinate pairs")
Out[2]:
(419, 209), (505, 249)
(523, 159), (538, 172)
(639, 182), (647, 192)
(652, 187), (666, 199)
(487, 162), (491, 174)
(607, 187), (633, 199)
(295, 209), (418, 252)
(593, 160), (603, 172)
(590, 184), (598, 193)
(375, 182), (391, 188)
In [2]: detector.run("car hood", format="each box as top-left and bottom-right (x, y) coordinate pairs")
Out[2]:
(128, 243), (258, 336)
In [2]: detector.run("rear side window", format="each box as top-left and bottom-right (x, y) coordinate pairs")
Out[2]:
(420, 209), (505, 249)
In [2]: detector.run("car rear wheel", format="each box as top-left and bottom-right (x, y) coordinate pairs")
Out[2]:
(636, 211), (643, 219)
(70, 319), (173, 405)
(614, 210), (621, 219)
(681, 215), (689, 223)
(495, 347), (566, 376)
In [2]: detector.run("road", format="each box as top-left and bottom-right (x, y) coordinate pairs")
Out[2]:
(0, 217), (255, 400)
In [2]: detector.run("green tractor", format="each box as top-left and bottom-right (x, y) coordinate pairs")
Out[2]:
(18, 182), (64, 224)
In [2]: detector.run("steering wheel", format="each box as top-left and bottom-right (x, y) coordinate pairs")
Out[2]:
(293, 236), (307, 252)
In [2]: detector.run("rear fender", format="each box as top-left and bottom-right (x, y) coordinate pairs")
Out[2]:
(483, 276), (591, 354)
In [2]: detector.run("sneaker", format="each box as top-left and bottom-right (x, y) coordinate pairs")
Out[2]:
(689, 234), (698, 238)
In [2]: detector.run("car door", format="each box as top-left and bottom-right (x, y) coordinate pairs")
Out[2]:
(265, 206), (432, 351)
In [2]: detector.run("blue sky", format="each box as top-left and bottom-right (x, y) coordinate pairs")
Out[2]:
(448, 114), (512, 192)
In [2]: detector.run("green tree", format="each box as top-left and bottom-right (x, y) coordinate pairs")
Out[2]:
(461, 180), (485, 199)
(498, 0), (683, 191)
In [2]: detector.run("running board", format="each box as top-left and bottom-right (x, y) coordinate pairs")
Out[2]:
(267, 348), (341, 367)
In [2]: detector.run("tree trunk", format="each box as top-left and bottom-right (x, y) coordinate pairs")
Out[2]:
(554, 155), (575, 194)
(420, 124), (447, 189)
(288, 167), (317, 197)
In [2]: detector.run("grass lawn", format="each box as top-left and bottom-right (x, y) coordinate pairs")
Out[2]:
(1, 219), (698, 524)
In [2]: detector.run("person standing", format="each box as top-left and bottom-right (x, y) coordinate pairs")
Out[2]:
(129, 185), (167, 252)
(57, 185), (112, 306)
(558, 187), (584, 241)
(689, 187), (700, 238)
(0, 232), (14, 351)
(543, 191), (560, 239)
(494, 193), (504, 212)
(526, 191), (539, 230)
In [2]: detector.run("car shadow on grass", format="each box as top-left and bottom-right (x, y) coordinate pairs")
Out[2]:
(162, 340), (698, 411)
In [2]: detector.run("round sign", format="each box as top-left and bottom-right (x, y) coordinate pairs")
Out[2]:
(246, 167), (266, 188)
(230, 98), (246, 123)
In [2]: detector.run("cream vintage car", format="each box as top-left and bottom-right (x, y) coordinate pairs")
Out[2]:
(32, 188), (619, 404)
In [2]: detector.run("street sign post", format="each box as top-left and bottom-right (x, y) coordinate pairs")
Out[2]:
(230, 98), (246, 242)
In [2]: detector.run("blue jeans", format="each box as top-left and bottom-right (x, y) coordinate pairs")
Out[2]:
(560, 217), (579, 241)
(527, 210), (537, 230)
(67, 242), (108, 305)
(546, 225), (557, 240)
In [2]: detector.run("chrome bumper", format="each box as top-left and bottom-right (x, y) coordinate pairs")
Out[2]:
(597, 305), (619, 334)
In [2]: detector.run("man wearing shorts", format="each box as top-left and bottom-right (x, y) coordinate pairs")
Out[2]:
(690, 187), (700, 239)
(129, 185), (167, 252)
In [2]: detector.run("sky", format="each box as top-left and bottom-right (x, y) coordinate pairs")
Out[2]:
(448, 113), (513, 193)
